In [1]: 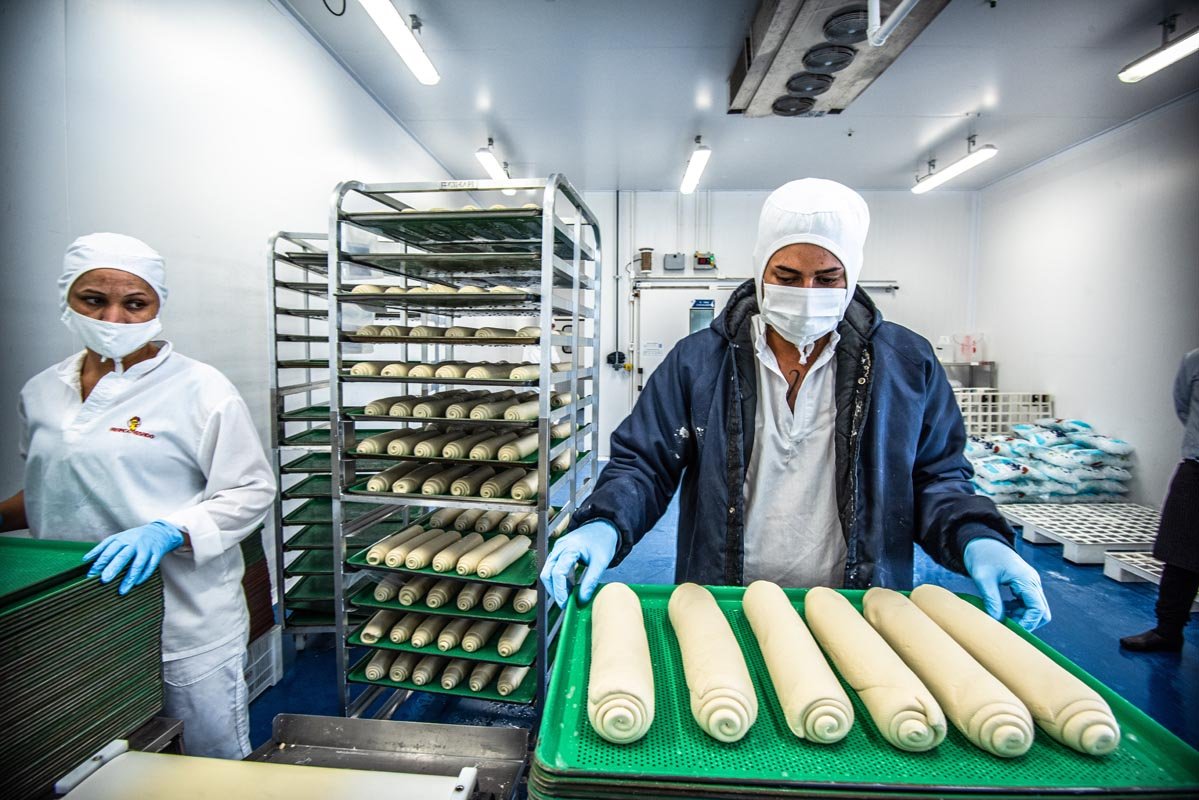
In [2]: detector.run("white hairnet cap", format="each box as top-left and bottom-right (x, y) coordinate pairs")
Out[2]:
(59, 233), (167, 313)
(752, 178), (870, 315)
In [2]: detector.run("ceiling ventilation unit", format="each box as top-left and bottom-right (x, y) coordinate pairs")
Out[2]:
(728, 0), (951, 118)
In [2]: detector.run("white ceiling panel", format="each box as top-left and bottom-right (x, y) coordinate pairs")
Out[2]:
(280, 0), (1199, 191)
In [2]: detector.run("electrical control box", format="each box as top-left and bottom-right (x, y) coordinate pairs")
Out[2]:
(693, 251), (716, 270)
(663, 252), (686, 271)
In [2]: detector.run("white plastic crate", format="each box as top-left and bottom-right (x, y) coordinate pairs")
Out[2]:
(953, 389), (1054, 437)
(245, 625), (282, 702)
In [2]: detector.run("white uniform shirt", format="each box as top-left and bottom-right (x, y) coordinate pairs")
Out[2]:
(743, 316), (846, 587)
(19, 343), (275, 660)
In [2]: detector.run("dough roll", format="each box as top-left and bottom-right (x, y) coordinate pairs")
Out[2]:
(480, 468), (527, 498)
(550, 421), (573, 440)
(414, 397), (461, 418)
(498, 432), (539, 461)
(380, 362), (414, 377)
(389, 612), (423, 644)
(804, 587), (945, 752)
(361, 610), (400, 645)
(442, 432), (495, 458)
(457, 536), (510, 576)
(356, 324), (383, 336)
(379, 325), (409, 337)
(457, 285), (485, 294)
(398, 576), (434, 606)
(364, 649), (395, 681)
(587, 583), (655, 744)
(412, 655), (446, 686)
(469, 401), (517, 421)
(516, 514), (540, 537)
(365, 396), (408, 416)
(407, 363), (437, 378)
(409, 326), (447, 337)
(451, 466), (496, 496)
(470, 433), (520, 460)
(373, 574), (404, 602)
(405, 530), (461, 570)
(391, 464), (443, 494)
(498, 623), (531, 657)
(350, 362), (383, 376)
(482, 585), (514, 613)
(421, 465), (474, 495)
(513, 588), (538, 614)
(863, 587), (1033, 758)
(474, 510), (508, 533)
(465, 364), (512, 380)
(445, 326), (474, 338)
(355, 430), (406, 455)
(428, 507), (464, 529)
(551, 392), (573, 408)
(351, 284), (384, 294)
(476, 535), (531, 578)
(386, 397), (420, 417)
(434, 363), (469, 379)
(497, 666), (530, 696)
(456, 582), (485, 611)
(504, 400), (541, 421)
(498, 512), (527, 535)
(461, 620), (499, 653)
(551, 450), (574, 472)
(453, 509), (485, 532)
(432, 533), (485, 573)
(389, 652), (418, 682)
(667, 583), (758, 743)
(386, 429), (442, 456)
(469, 662), (500, 692)
(743, 581), (853, 743)
(508, 365), (541, 380)
(385, 528), (443, 567)
(425, 579), (458, 609)
(444, 399), (481, 419)
(410, 615), (449, 648)
(516, 326), (541, 338)
(509, 471), (539, 501)
(366, 525), (426, 565)
(413, 432), (459, 458)
(441, 659), (471, 690)
(475, 326), (519, 337)
(437, 619), (472, 651)
(366, 463), (416, 493)
(910, 584), (1119, 756)
(384, 285), (407, 294)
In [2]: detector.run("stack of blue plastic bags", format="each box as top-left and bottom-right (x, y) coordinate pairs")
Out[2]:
(966, 418), (1134, 504)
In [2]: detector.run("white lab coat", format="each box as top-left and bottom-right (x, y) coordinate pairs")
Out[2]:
(19, 342), (275, 660)
(742, 316), (846, 588)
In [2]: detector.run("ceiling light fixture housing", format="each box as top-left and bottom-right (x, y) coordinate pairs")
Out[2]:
(475, 138), (517, 195)
(680, 136), (712, 195)
(912, 135), (998, 194)
(1118, 14), (1199, 83)
(355, 1), (440, 85)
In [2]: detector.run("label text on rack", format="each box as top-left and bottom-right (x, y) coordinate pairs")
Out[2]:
(440, 181), (478, 189)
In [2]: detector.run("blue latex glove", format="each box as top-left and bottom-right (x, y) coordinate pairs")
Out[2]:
(539, 519), (619, 608)
(83, 520), (184, 595)
(963, 537), (1051, 631)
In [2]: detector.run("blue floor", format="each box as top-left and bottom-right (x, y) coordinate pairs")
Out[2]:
(251, 493), (1199, 751)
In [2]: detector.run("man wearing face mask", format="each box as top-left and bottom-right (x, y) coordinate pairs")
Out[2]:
(541, 179), (1050, 630)
(0, 233), (276, 758)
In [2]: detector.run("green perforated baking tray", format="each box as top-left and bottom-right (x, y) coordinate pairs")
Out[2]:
(282, 498), (376, 525)
(285, 549), (334, 576)
(535, 584), (1199, 797)
(0, 536), (93, 608)
(347, 651), (536, 705)
(282, 474), (333, 498)
(285, 574), (335, 602)
(347, 544), (537, 588)
(284, 524), (397, 550)
(281, 453), (394, 473)
(349, 582), (536, 624)
(283, 427), (392, 446)
(347, 616), (536, 665)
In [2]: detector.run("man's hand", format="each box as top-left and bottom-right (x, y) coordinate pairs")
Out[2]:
(963, 537), (1051, 631)
(84, 520), (184, 595)
(539, 520), (619, 607)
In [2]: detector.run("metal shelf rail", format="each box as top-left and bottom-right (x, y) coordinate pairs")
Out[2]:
(268, 232), (340, 635)
(326, 176), (601, 719)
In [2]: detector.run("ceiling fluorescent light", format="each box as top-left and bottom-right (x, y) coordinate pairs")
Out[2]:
(680, 136), (712, 194)
(1118, 15), (1199, 83)
(911, 138), (997, 195)
(475, 139), (517, 195)
(356, 1), (440, 85)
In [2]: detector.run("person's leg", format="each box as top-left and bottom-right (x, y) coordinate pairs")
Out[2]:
(1154, 563), (1199, 639)
(163, 640), (251, 759)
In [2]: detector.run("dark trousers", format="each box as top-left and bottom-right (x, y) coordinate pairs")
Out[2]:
(1155, 563), (1199, 639)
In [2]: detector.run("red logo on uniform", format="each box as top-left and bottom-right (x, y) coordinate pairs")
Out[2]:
(110, 416), (156, 439)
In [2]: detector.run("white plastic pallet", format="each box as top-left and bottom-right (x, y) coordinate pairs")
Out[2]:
(1000, 503), (1159, 564)
(1104, 551), (1199, 613)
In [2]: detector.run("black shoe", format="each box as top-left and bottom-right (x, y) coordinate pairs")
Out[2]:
(1119, 629), (1183, 652)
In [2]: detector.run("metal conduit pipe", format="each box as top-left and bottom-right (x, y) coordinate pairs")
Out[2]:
(867, 0), (921, 46)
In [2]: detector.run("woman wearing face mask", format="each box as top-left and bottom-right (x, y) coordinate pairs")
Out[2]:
(542, 179), (1050, 631)
(0, 233), (275, 759)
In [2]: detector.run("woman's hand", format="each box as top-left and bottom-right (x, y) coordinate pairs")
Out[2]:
(84, 520), (185, 595)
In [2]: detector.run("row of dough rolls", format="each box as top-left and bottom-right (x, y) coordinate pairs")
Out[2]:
(363, 461), (538, 501)
(354, 321), (541, 338)
(362, 607), (531, 656)
(348, 361), (559, 380)
(364, 525), (531, 579)
(361, 648), (530, 694)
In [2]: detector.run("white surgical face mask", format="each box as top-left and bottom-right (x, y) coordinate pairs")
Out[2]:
(759, 284), (846, 364)
(61, 308), (162, 374)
